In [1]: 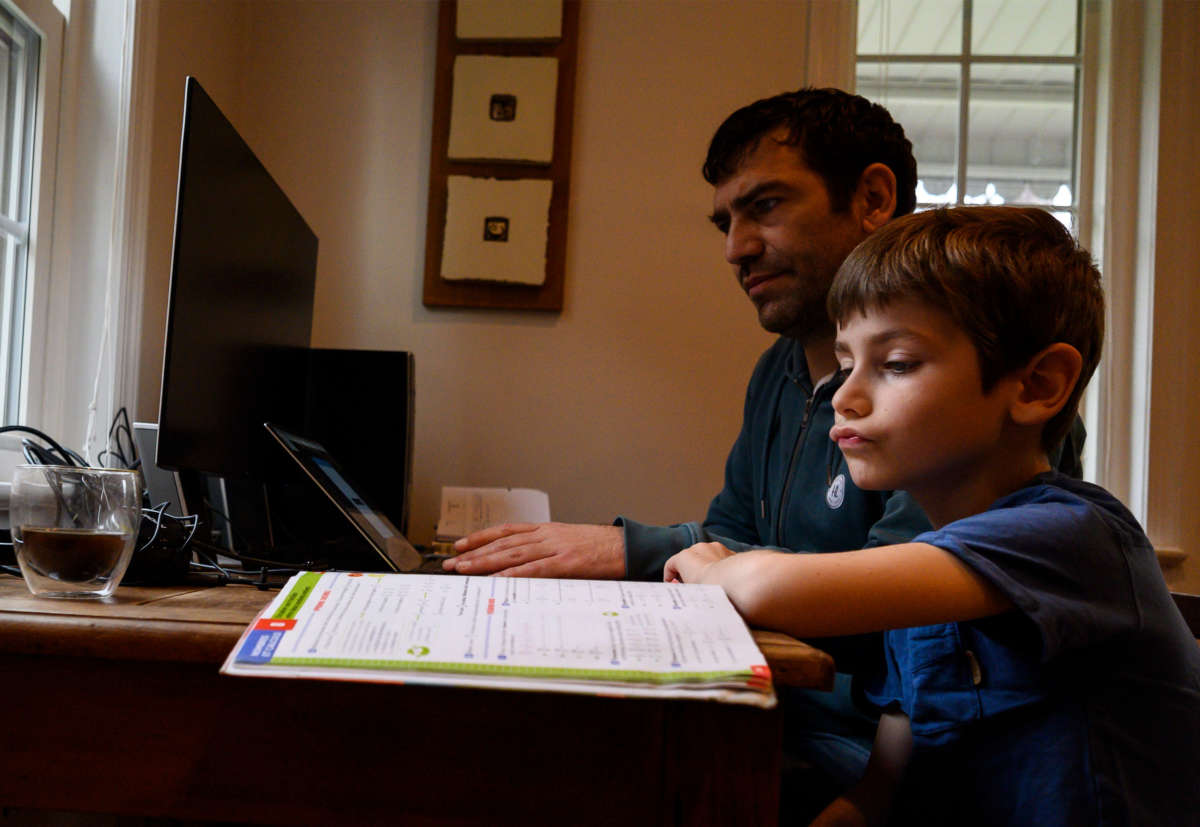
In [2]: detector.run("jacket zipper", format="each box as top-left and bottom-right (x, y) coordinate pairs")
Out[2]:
(771, 383), (817, 546)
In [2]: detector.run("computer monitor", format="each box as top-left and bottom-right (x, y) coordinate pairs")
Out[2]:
(156, 76), (317, 483)
(151, 77), (416, 560)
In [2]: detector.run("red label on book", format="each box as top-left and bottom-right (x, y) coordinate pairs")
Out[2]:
(255, 618), (297, 631)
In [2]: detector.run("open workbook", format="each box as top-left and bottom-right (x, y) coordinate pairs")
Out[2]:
(221, 571), (775, 708)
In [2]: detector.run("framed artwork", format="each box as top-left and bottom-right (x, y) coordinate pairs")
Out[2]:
(423, 0), (578, 311)
(441, 176), (554, 286)
(447, 56), (559, 163)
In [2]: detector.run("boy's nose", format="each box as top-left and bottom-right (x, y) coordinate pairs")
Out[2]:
(832, 371), (869, 418)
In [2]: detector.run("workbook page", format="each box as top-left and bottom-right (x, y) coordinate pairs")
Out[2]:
(222, 571), (774, 707)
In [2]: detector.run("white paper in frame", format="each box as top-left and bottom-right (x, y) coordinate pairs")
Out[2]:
(455, 0), (563, 41)
(441, 176), (553, 286)
(448, 56), (558, 164)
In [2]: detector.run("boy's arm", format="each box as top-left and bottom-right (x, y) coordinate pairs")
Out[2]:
(664, 543), (1012, 638)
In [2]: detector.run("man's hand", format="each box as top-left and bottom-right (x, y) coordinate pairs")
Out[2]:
(663, 541), (736, 584)
(441, 522), (625, 578)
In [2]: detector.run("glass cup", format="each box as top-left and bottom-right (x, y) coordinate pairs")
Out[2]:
(10, 465), (141, 598)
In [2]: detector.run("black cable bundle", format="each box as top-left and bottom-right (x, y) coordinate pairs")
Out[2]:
(2, 410), (308, 590)
(0, 411), (199, 583)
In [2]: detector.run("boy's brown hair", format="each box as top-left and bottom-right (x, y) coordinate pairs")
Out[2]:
(828, 206), (1104, 451)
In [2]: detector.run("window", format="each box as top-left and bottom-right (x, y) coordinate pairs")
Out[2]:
(856, 0), (1082, 230)
(0, 2), (40, 423)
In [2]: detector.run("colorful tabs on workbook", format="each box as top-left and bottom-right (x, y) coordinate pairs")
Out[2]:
(237, 617), (298, 664)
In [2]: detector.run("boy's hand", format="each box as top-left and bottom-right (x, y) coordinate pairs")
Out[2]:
(663, 541), (735, 584)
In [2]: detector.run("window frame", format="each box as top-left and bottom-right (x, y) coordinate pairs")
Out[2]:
(0, 0), (61, 430)
(856, 0), (1085, 229)
(854, 0), (1100, 476)
(0, 9), (38, 422)
(850, 1), (1200, 579)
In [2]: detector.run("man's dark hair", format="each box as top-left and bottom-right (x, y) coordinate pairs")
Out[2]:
(702, 88), (918, 217)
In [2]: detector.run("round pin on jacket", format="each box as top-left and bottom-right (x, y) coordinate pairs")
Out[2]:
(826, 473), (846, 509)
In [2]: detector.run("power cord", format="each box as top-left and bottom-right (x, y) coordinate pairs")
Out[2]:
(0, 425), (87, 467)
(96, 407), (137, 470)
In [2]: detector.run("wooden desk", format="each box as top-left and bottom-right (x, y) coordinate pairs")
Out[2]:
(0, 576), (833, 826)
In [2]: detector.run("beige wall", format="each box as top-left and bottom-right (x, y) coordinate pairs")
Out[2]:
(139, 1), (812, 545)
(1148, 0), (1200, 592)
(138, 0), (246, 465)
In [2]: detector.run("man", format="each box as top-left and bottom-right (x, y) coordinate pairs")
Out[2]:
(445, 88), (1082, 811)
(442, 89), (926, 811)
(444, 89), (928, 584)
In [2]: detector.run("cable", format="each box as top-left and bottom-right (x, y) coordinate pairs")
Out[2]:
(0, 415), (360, 591)
(0, 425), (82, 467)
(200, 499), (260, 559)
(137, 501), (199, 555)
(98, 407), (137, 469)
(187, 542), (297, 589)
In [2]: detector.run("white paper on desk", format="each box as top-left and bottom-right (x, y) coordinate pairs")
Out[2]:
(436, 486), (550, 541)
(220, 571), (775, 708)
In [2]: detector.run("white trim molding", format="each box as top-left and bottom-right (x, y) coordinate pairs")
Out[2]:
(105, 0), (156, 455)
(1090, 0), (1200, 591)
(21, 0), (148, 462)
(806, 0), (856, 90)
(1090, 0), (1158, 516)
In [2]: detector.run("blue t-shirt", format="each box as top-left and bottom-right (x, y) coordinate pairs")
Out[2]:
(867, 472), (1200, 826)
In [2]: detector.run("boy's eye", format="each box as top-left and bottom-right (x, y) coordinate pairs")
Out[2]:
(833, 365), (853, 383)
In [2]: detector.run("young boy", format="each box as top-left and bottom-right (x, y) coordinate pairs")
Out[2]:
(664, 206), (1200, 825)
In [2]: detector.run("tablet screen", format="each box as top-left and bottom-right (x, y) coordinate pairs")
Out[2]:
(264, 423), (421, 571)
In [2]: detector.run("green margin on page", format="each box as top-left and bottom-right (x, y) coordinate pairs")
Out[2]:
(262, 656), (760, 687)
(271, 572), (323, 620)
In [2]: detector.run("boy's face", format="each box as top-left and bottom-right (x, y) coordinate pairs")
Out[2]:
(830, 299), (1022, 514)
(708, 131), (868, 342)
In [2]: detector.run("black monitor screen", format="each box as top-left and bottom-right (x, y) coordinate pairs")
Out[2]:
(156, 77), (317, 480)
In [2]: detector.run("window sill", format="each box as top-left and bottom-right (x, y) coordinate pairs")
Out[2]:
(1157, 547), (1188, 568)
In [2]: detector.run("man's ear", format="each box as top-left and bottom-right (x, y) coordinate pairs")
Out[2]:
(1009, 343), (1083, 427)
(855, 163), (898, 233)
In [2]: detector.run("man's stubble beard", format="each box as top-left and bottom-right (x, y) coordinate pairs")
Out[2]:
(753, 279), (836, 343)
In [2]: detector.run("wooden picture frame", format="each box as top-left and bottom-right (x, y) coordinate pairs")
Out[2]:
(423, 0), (579, 312)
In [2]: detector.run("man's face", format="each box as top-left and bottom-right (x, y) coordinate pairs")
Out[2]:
(709, 132), (869, 342)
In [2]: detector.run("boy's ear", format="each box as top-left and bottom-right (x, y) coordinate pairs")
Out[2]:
(1009, 343), (1083, 427)
(855, 163), (898, 233)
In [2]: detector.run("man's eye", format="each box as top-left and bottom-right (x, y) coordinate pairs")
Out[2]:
(883, 361), (918, 375)
(751, 198), (780, 216)
(834, 366), (853, 383)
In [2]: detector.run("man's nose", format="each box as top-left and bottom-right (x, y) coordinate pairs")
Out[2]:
(725, 218), (763, 265)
